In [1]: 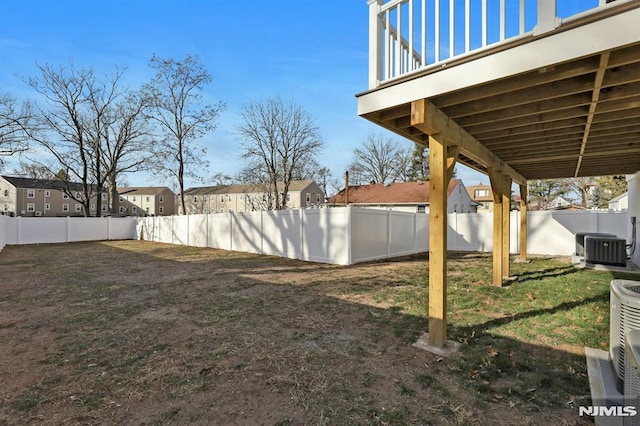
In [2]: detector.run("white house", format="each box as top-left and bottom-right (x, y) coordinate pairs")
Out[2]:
(608, 192), (629, 211)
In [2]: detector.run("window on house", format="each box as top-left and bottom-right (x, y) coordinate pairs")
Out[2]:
(316, 194), (321, 203)
(286, 193), (291, 202)
(227, 195), (232, 202)
(45, 203), (50, 211)
(146, 196), (150, 202)
(102, 193), (107, 201)
(119, 206), (125, 213)
(90, 204), (95, 210)
(159, 196), (164, 203)
(3, 189), (8, 197)
(193, 196), (198, 203)
(145, 207), (150, 213)
(306, 194), (311, 203)
(132, 196), (136, 202)
(75, 204), (82, 212)
(27, 189), (35, 198)
(63, 204), (69, 212)
(203, 195), (208, 202)
(27, 203), (35, 212)
(62, 193), (69, 199)
(45, 190), (50, 197)
(159, 206), (164, 214)
(220, 195), (225, 202)
(102, 205), (107, 211)
(228, 208), (233, 213)
(3, 204), (8, 211)
(132, 206), (137, 213)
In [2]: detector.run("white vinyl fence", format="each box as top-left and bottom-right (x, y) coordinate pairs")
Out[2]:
(0, 216), (136, 247)
(0, 214), (6, 252)
(137, 207), (632, 265)
(0, 208), (632, 265)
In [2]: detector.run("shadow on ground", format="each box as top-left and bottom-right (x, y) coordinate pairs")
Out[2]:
(1, 241), (629, 425)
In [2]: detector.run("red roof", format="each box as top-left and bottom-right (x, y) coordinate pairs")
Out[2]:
(328, 180), (461, 205)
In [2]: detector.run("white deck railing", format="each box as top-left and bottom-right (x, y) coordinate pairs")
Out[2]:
(368, 0), (628, 88)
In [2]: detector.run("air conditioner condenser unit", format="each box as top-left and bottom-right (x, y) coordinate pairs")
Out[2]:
(585, 236), (627, 267)
(610, 280), (640, 386)
(624, 329), (640, 413)
(573, 232), (616, 264)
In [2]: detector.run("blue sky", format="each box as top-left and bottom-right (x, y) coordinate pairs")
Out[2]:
(0, 0), (598, 192)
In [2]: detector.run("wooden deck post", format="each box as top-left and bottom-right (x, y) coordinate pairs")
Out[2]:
(519, 184), (528, 262)
(489, 169), (509, 286)
(502, 177), (512, 279)
(428, 135), (448, 348)
(411, 99), (461, 353)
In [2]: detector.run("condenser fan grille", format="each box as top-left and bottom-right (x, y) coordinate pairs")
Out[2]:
(618, 302), (640, 380)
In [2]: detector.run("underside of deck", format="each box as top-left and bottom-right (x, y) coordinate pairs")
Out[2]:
(357, 1), (640, 351)
(358, 3), (640, 181)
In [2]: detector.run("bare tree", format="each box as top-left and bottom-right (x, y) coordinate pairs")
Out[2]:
(25, 63), (152, 216)
(10, 161), (54, 179)
(25, 64), (99, 216)
(143, 54), (225, 214)
(211, 171), (233, 186)
(561, 177), (595, 208)
(0, 93), (31, 168)
(394, 145), (414, 182)
(306, 165), (335, 202)
(237, 98), (323, 210)
(349, 134), (405, 185)
(98, 91), (153, 213)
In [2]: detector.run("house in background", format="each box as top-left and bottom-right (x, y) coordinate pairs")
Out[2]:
(328, 179), (478, 214)
(182, 180), (325, 214)
(0, 175), (106, 217)
(608, 192), (628, 211)
(466, 184), (494, 213)
(466, 183), (521, 213)
(116, 187), (175, 216)
(543, 196), (585, 211)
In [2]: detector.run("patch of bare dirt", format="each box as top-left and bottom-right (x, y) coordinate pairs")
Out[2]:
(0, 241), (592, 425)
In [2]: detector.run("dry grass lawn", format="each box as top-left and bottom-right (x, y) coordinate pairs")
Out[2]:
(1, 240), (630, 425)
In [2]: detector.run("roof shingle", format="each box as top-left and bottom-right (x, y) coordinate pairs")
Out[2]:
(328, 180), (461, 205)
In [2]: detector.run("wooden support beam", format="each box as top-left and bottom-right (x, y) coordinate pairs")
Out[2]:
(447, 145), (460, 183)
(519, 184), (528, 262)
(575, 52), (611, 177)
(492, 192), (504, 286)
(502, 177), (512, 279)
(489, 168), (510, 286)
(428, 135), (449, 349)
(411, 99), (526, 185)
